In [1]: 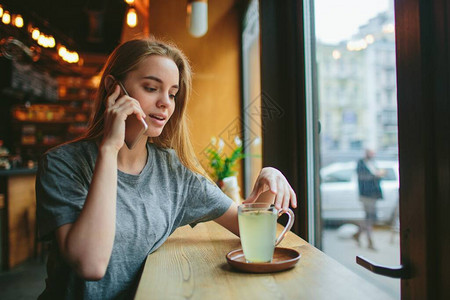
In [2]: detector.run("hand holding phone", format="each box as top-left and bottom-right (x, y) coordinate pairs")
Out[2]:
(116, 81), (149, 149)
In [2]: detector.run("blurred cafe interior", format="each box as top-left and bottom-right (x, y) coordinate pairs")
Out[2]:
(0, 0), (449, 299)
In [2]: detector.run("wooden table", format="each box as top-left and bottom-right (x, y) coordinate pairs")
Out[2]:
(135, 222), (395, 299)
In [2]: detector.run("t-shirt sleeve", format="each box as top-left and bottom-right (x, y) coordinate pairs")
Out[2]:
(36, 147), (91, 240)
(177, 170), (233, 228)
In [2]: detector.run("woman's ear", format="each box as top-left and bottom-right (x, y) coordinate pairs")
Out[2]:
(104, 75), (116, 94)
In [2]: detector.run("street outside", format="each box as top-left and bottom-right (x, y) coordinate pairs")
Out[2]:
(322, 225), (400, 299)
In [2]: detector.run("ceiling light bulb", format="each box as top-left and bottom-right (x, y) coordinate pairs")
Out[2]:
(38, 34), (45, 47)
(32, 28), (40, 40)
(2, 11), (11, 25)
(14, 14), (24, 28)
(187, 0), (208, 38)
(58, 46), (67, 57)
(125, 0), (135, 4)
(127, 8), (137, 28)
(44, 36), (51, 48)
(0, 6), (3, 18)
(66, 52), (78, 64)
(64, 52), (71, 62)
(48, 36), (55, 48)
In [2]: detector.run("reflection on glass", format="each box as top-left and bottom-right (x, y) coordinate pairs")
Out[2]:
(242, 0), (263, 196)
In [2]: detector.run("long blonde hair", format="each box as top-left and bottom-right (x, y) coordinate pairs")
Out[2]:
(80, 38), (207, 178)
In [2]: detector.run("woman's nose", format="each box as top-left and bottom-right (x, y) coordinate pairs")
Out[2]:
(157, 92), (171, 107)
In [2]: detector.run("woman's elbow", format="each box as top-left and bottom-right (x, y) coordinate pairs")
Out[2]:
(74, 260), (108, 281)
(63, 242), (110, 280)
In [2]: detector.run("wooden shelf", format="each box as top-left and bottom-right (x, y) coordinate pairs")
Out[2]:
(12, 119), (86, 124)
(20, 143), (63, 148)
(58, 97), (94, 102)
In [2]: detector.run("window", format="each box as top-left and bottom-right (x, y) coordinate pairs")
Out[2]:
(381, 168), (397, 181)
(323, 169), (354, 183)
(241, 0), (262, 196)
(305, 0), (400, 297)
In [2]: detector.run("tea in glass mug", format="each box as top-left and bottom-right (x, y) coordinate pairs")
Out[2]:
(238, 203), (295, 263)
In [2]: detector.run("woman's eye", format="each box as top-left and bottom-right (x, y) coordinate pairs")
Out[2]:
(145, 87), (157, 92)
(169, 94), (176, 100)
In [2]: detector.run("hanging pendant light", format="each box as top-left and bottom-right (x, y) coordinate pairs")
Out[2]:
(187, 0), (208, 37)
(127, 7), (137, 28)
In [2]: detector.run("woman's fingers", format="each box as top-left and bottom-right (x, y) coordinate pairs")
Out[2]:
(273, 182), (284, 210)
(245, 167), (297, 211)
(243, 173), (276, 204)
(289, 187), (297, 208)
(102, 90), (146, 150)
(107, 85), (121, 107)
(109, 96), (146, 120)
(273, 178), (289, 211)
(243, 180), (264, 203)
(281, 184), (291, 212)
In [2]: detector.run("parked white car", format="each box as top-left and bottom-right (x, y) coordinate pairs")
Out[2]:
(320, 160), (399, 224)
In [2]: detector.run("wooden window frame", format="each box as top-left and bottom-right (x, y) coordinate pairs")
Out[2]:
(259, 0), (450, 298)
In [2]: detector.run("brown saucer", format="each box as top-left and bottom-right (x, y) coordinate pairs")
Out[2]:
(226, 247), (301, 273)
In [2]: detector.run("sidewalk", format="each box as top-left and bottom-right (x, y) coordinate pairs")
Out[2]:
(322, 225), (400, 299)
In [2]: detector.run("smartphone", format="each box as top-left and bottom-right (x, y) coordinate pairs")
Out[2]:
(116, 81), (149, 149)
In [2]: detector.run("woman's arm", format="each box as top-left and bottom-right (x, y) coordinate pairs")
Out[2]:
(214, 202), (239, 236)
(215, 167), (297, 236)
(56, 146), (118, 280)
(55, 85), (147, 280)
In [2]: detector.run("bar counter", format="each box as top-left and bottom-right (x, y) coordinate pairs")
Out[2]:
(135, 222), (394, 300)
(0, 168), (37, 269)
(0, 167), (37, 176)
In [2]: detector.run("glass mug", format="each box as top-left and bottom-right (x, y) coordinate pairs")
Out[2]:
(238, 203), (295, 263)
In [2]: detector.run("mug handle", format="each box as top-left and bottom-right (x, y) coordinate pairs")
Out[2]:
(275, 208), (295, 246)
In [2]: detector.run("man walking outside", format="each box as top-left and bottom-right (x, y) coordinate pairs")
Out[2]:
(354, 149), (384, 250)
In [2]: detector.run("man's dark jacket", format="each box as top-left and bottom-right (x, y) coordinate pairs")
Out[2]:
(356, 159), (383, 199)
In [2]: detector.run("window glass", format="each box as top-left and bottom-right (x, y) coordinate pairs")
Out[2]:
(306, 0), (400, 298)
(242, 0), (262, 196)
(381, 168), (397, 181)
(323, 169), (353, 183)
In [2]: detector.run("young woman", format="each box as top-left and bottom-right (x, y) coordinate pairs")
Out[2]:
(36, 38), (297, 299)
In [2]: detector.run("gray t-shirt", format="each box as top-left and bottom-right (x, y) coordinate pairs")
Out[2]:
(36, 140), (233, 299)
